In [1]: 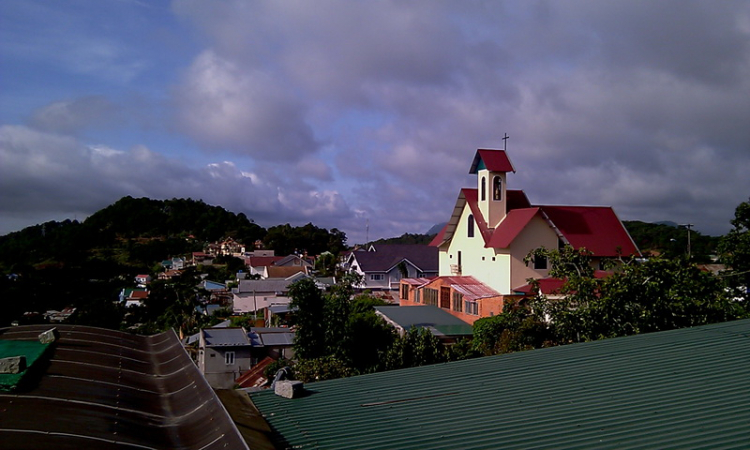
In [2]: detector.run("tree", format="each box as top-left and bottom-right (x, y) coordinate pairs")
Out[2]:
(288, 278), (327, 359)
(472, 299), (552, 355)
(719, 198), (750, 308)
(385, 327), (445, 370)
(526, 246), (745, 345)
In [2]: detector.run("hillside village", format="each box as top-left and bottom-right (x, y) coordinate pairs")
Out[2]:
(1, 149), (749, 448)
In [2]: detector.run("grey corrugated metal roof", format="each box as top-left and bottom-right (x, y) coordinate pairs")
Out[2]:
(236, 279), (294, 294)
(251, 319), (750, 450)
(374, 305), (473, 336)
(203, 327), (251, 346)
(0, 324), (248, 449)
(259, 332), (294, 347)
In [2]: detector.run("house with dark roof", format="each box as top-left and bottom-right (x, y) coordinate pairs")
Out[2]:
(345, 244), (438, 291)
(249, 318), (750, 450)
(414, 149), (640, 321)
(198, 327), (256, 389)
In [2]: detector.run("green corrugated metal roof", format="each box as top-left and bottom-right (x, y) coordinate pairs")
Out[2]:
(0, 340), (50, 391)
(251, 319), (750, 449)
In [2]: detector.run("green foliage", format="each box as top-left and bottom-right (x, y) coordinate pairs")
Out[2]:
(385, 327), (446, 370)
(289, 278), (395, 374)
(367, 232), (436, 246)
(293, 356), (355, 382)
(526, 246), (745, 344)
(314, 251), (338, 276)
(289, 278), (327, 359)
(718, 198), (750, 307)
(624, 220), (719, 262)
(264, 223), (346, 256)
(471, 300), (553, 355)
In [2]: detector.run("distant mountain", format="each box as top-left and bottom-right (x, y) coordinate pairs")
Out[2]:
(426, 222), (447, 235)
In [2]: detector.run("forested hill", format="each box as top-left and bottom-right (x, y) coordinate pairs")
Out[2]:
(0, 196), (347, 271)
(623, 220), (719, 261)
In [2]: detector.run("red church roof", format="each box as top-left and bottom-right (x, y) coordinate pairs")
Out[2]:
(540, 206), (640, 257)
(469, 149), (515, 174)
(487, 208), (541, 248)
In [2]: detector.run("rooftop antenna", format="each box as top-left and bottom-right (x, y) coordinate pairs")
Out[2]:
(502, 133), (509, 151)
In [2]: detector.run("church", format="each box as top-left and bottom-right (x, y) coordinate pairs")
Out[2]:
(400, 149), (640, 324)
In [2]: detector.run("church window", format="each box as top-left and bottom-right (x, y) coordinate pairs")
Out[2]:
(481, 177), (486, 201)
(468, 214), (475, 238)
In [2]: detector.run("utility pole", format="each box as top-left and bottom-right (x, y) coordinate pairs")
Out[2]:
(681, 223), (694, 260)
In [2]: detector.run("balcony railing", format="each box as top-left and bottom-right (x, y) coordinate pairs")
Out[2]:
(450, 264), (462, 276)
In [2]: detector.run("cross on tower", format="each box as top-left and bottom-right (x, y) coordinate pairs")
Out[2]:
(502, 133), (509, 151)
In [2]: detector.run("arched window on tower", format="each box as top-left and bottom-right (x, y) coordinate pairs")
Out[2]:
(493, 176), (502, 201)
(481, 177), (486, 201)
(468, 214), (475, 238)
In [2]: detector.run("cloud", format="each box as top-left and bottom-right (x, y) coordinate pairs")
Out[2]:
(3, 1), (750, 242)
(29, 96), (118, 135)
(173, 50), (321, 160)
(0, 125), (353, 235)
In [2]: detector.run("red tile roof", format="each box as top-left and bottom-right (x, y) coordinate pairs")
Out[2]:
(513, 271), (613, 294)
(487, 208), (541, 249)
(247, 256), (284, 267)
(540, 206), (640, 257)
(469, 149), (516, 174)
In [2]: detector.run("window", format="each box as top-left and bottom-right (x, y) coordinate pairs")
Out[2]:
(493, 176), (502, 201)
(452, 292), (463, 312)
(415, 289), (421, 303)
(225, 351), (235, 365)
(465, 300), (478, 315)
(424, 288), (438, 306)
(401, 283), (410, 300)
(481, 177), (486, 201)
(468, 214), (475, 238)
(533, 255), (548, 270)
(440, 287), (451, 309)
(370, 274), (384, 281)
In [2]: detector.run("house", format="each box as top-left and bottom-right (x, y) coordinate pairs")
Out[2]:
(134, 274), (151, 286)
(274, 254), (313, 269)
(248, 327), (295, 360)
(244, 255), (285, 277)
(345, 244), (438, 291)
(192, 251), (214, 265)
(407, 149), (640, 320)
(231, 279), (296, 315)
(158, 269), (182, 280)
(399, 276), (507, 324)
(198, 327), (256, 389)
(161, 257), (185, 270)
(264, 265), (309, 279)
(0, 324), (248, 449)
(374, 305), (473, 342)
(249, 318), (750, 450)
(119, 287), (148, 308)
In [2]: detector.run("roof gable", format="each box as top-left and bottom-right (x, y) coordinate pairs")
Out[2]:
(487, 207), (541, 249)
(469, 149), (515, 174)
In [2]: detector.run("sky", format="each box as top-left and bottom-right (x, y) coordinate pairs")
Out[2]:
(1, 0), (749, 245)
